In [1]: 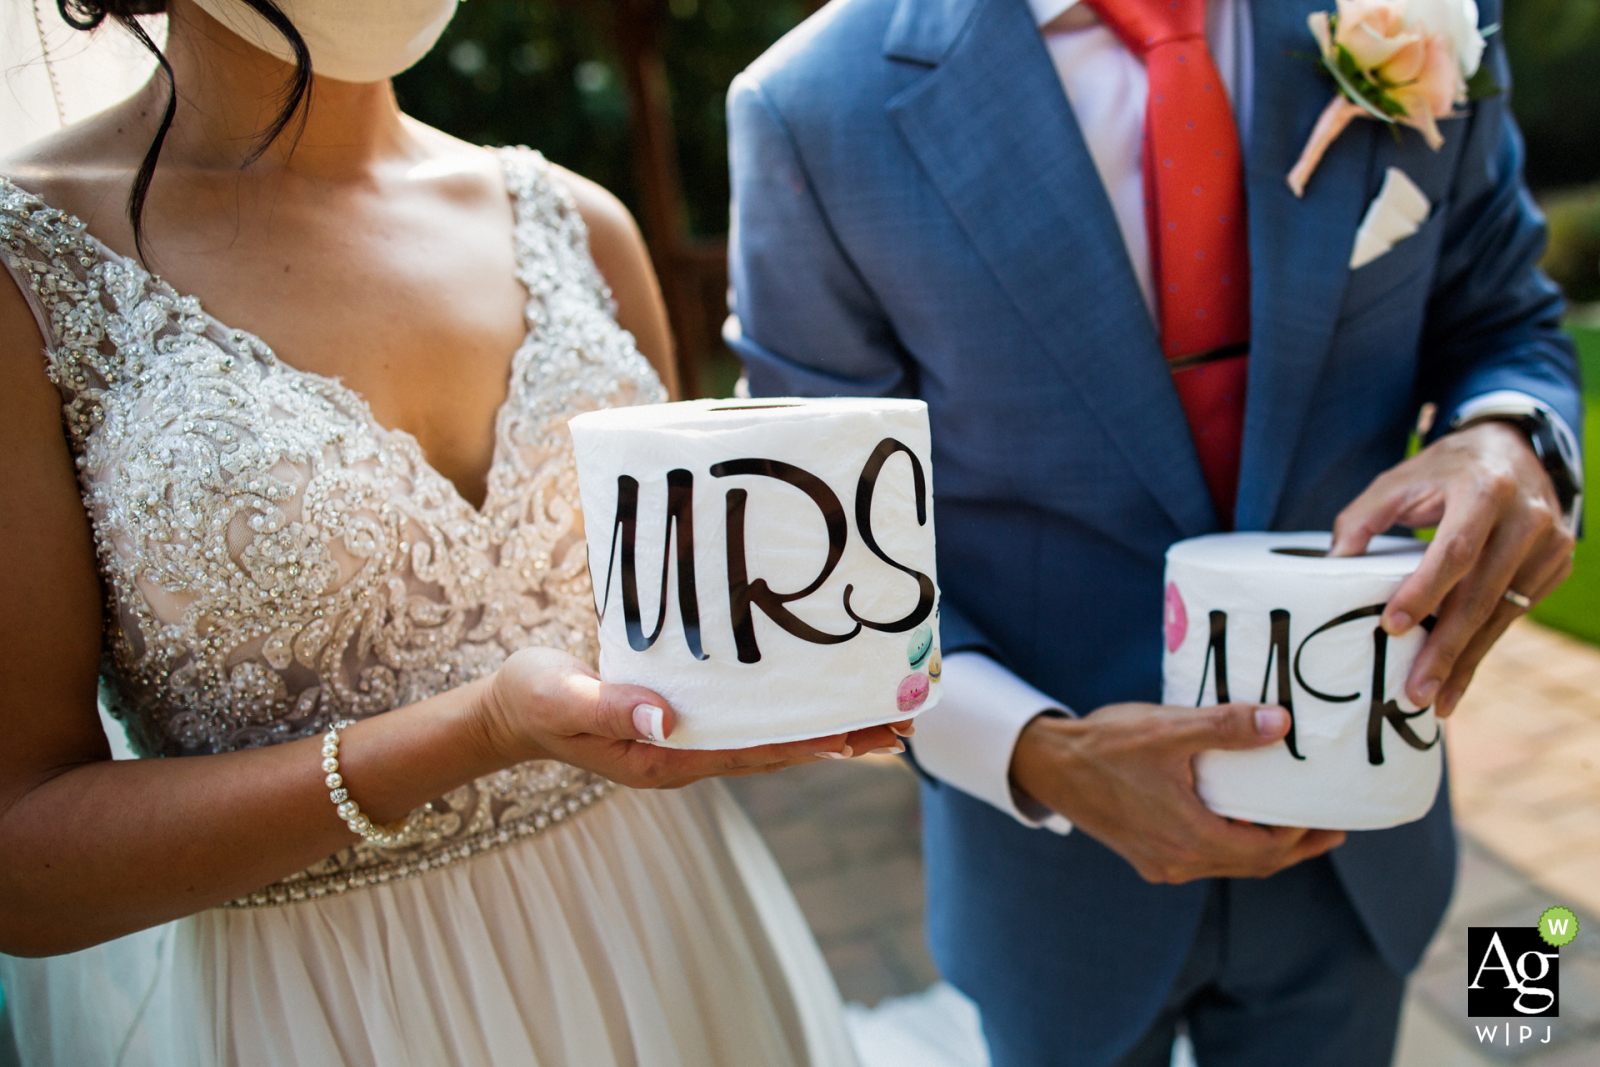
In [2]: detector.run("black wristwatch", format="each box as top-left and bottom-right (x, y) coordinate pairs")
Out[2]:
(1457, 407), (1583, 525)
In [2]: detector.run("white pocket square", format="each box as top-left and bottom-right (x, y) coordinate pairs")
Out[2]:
(1349, 167), (1431, 269)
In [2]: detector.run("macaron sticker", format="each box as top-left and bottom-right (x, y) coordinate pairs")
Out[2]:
(897, 673), (930, 712)
(927, 648), (941, 684)
(908, 624), (933, 669)
(1164, 581), (1188, 653)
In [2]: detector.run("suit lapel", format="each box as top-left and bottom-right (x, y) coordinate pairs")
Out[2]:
(886, 0), (1217, 538)
(1233, 0), (1379, 529)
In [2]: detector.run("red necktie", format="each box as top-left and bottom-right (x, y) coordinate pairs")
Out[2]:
(1084, 0), (1251, 525)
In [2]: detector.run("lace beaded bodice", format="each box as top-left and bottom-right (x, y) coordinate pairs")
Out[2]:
(0, 148), (666, 904)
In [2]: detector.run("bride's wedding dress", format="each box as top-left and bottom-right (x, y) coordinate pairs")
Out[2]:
(0, 147), (857, 1067)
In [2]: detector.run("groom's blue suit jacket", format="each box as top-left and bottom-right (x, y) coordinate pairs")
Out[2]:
(726, 0), (1579, 1061)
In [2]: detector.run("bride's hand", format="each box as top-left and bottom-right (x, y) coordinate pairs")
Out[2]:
(476, 648), (910, 789)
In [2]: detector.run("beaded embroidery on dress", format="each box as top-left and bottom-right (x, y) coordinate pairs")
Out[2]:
(0, 148), (666, 904)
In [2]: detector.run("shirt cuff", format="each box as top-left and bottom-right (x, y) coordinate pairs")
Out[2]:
(910, 652), (1074, 834)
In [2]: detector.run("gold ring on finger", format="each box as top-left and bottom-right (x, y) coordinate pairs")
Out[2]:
(1502, 588), (1533, 611)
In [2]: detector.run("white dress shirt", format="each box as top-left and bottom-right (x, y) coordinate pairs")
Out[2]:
(910, 0), (1576, 834)
(1031, 0), (1252, 311)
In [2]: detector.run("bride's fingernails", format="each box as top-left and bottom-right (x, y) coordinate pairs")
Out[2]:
(892, 724), (916, 737)
(816, 745), (853, 760)
(867, 742), (906, 756)
(632, 704), (664, 743)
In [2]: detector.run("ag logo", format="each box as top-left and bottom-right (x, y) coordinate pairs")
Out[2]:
(1467, 927), (1559, 1017)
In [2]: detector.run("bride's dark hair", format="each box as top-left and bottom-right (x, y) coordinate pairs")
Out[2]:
(55, 0), (313, 261)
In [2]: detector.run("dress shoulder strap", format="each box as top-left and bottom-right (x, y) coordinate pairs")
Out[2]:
(0, 177), (96, 355)
(0, 177), (182, 447)
(496, 146), (617, 317)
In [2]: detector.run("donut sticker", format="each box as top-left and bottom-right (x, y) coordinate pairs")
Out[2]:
(897, 673), (930, 712)
(907, 624), (933, 669)
(1164, 581), (1188, 653)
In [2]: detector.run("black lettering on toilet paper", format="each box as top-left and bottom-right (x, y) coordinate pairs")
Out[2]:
(597, 446), (937, 664)
(1196, 611), (1231, 706)
(1194, 610), (1304, 760)
(1365, 625), (1441, 765)
(844, 438), (937, 634)
(1293, 604), (1440, 765)
(1263, 610), (1305, 760)
(1292, 604), (1381, 704)
(597, 471), (708, 660)
(713, 458), (862, 663)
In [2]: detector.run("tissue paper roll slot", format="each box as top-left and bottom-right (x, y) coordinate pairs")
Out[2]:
(1161, 531), (1441, 830)
(570, 398), (941, 749)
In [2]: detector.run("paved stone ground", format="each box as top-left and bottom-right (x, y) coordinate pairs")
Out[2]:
(1398, 619), (1600, 1066)
(1446, 622), (1600, 921)
(726, 618), (1600, 1065)
(1396, 836), (1599, 1066)
(727, 753), (941, 1005)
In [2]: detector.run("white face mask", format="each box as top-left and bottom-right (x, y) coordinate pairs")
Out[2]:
(188, 0), (462, 84)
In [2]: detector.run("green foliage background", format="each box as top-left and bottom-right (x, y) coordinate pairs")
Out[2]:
(1502, 0), (1600, 192)
(395, 1), (1600, 325)
(1529, 325), (1600, 645)
(394, 0), (810, 240)
(395, 0), (1600, 237)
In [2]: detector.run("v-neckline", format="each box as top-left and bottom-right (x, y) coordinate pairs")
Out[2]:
(7, 151), (535, 521)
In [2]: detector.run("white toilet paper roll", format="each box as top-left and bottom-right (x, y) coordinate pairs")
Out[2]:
(1161, 531), (1442, 830)
(569, 398), (941, 749)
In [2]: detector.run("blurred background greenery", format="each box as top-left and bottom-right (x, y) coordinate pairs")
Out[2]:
(394, 0), (1600, 643)
(393, 0), (1600, 307)
(396, 0), (817, 398)
(1529, 323), (1600, 644)
(1484, 3), (1600, 645)
(396, 0), (812, 244)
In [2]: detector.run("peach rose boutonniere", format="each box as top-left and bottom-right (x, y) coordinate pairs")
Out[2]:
(1287, 0), (1495, 197)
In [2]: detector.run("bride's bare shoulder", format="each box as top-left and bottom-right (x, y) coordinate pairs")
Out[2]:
(399, 122), (672, 387)
(0, 101), (149, 230)
(405, 128), (645, 264)
(401, 119), (530, 210)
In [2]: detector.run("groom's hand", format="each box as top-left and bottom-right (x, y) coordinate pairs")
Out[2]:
(1330, 420), (1574, 719)
(1009, 703), (1346, 883)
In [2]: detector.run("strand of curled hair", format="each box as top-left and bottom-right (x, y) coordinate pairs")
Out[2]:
(52, 0), (313, 263)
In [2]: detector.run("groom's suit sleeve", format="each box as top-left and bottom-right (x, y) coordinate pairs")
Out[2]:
(725, 74), (1073, 832)
(1415, 44), (1582, 447)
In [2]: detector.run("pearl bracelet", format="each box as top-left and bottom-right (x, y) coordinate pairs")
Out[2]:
(322, 720), (416, 849)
